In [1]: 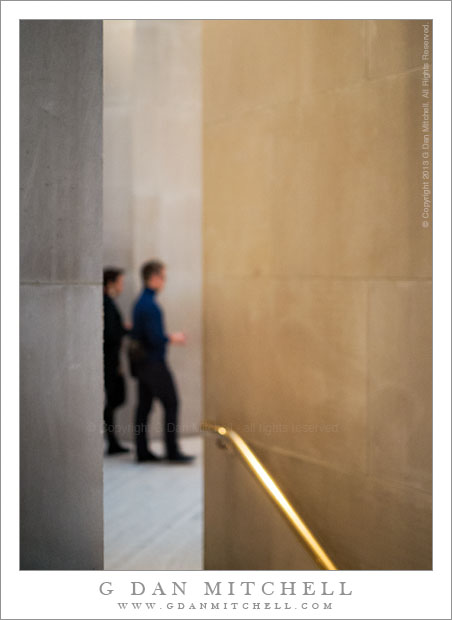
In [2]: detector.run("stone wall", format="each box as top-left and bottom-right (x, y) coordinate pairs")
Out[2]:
(20, 20), (104, 570)
(203, 20), (432, 570)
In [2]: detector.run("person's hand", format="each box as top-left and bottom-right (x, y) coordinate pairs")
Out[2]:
(170, 332), (186, 345)
(124, 321), (133, 331)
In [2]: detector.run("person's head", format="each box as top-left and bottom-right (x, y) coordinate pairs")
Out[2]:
(142, 259), (166, 292)
(103, 268), (124, 297)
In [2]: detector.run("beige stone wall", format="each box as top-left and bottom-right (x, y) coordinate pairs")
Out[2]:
(104, 20), (203, 441)
(203, 20), (432, 570)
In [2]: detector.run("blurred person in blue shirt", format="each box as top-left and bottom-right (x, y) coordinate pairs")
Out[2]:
(131, 260), (194, 463)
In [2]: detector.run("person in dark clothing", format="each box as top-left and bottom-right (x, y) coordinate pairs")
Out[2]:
(132, 260), (194, 463)
(103, 268), (130, 455)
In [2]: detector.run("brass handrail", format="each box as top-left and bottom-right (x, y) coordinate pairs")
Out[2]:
(201, 421), (338, 571)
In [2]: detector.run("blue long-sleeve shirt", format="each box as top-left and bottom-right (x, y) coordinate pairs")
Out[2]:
(132, 288), (169, 362)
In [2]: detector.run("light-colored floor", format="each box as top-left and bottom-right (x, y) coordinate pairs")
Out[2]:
(103, 435), (203, 570)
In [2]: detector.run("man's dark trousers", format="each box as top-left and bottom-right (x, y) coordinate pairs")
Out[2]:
(135, 360), (179, 458)
(104, 369), (125, 447)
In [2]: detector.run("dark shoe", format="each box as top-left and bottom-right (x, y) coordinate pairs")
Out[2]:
(136, 451), (163, 463)
(107, 444), (130, 455)
(167, 452), (195, 463)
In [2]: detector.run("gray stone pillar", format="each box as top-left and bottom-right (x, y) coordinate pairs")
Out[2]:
(20, 20), (104, 570)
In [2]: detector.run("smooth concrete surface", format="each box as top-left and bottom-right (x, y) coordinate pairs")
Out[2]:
(204, 435), (320, 570)
(204, 75), (430, 280)
(203, 20), (432, 570)
(368, 280), (432, 494)
(21, 21), (103, 284)
(104, 436), (203, 570)
(250, 441), (432, 571)
(103, 20), (203, 443)
(204, 277), (368, 473)
(20, 21), (104, 569)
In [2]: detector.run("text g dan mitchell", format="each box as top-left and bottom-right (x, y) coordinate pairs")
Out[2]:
(99, 580), (352, 611)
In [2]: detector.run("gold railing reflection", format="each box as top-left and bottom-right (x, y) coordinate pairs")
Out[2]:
(201, 421), (338, 571)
